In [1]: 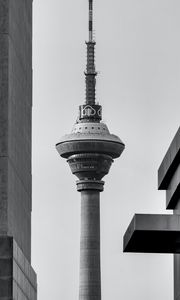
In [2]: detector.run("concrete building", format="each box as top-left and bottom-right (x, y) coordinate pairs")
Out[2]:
(56, 0), (124, 299)
(0, 0), (37, 299)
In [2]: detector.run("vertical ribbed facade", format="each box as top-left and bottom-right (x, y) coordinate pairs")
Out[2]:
(0, 0), (37, 298)
(174, 202), (180, 300)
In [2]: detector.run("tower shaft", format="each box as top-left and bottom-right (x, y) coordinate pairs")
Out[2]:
(78, 182), (103, 300)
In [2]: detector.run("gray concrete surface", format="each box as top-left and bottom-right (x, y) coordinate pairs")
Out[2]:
(0, 1), (36, 299)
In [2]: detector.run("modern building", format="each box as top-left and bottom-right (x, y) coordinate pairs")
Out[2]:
(56, 0), (124, 299)
(0, 0), (37, 299)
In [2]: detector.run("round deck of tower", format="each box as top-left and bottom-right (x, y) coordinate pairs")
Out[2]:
(56, 122), (125, 159)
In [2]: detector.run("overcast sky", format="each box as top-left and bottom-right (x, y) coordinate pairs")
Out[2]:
(32, 0), (180, 299)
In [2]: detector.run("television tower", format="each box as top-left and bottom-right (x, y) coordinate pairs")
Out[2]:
(56, 0), (125, 299)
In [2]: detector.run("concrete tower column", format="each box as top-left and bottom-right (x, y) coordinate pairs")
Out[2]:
(77, 180), (104, 300)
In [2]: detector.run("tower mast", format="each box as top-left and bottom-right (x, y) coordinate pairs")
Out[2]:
(56, 1), (125, 299)
(89, 0), (93, 42)
(85, 0), (97, 106)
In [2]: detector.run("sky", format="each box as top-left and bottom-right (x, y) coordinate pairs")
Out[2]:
(32, 0), (180, 299)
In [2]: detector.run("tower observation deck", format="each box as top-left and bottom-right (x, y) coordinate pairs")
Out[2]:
(56, 1), (125, 299)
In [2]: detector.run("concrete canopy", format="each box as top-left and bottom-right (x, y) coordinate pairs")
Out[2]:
(123, 214), (180, 253)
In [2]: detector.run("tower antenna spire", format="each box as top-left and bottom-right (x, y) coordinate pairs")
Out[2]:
(89, 0), (93, 41)
(84, 0), (97, 109)
(78, 0), (102, 122)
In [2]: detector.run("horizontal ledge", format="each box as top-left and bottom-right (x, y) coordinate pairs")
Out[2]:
(123, 214), (180, 253)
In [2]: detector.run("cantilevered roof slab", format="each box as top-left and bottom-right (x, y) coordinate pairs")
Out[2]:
(123, 214), (180, 253)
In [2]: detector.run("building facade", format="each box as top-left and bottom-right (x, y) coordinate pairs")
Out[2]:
(0, 0), (37, 298)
